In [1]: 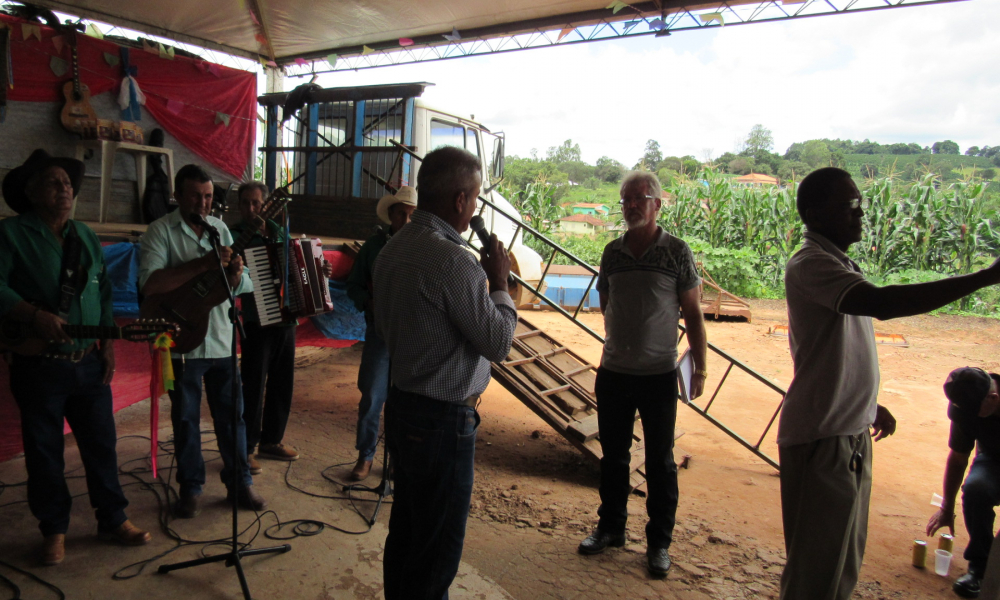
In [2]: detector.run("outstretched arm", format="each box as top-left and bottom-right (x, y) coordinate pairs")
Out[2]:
(840, 258), (1000, 320)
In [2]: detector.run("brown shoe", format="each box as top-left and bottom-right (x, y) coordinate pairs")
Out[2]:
(248, 454), (262, 475)
(227, 485), (268, 511)
(100, 520), (152, 546)
(41, 534), (65, 566)
(350, 457), (373, 481)
(258, 443), (299, 461)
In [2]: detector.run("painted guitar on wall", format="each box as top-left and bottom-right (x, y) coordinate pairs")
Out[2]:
(59, 29), (97, 133)
(0, 318), (178, 356)
(139, 189), (292, 354)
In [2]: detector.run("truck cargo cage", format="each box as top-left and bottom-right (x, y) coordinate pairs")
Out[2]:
(258, 83), (428, 240)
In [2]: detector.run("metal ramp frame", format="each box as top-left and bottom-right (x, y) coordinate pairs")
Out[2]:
(390, 143), (787, 472)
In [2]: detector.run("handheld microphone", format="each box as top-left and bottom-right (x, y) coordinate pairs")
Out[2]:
(470, 216), (515, 288)
(470, 216), (492, 255)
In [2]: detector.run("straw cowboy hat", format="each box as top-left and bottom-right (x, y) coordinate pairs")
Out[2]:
(376, 186), (417, 224)
(2, 149), (85, 215)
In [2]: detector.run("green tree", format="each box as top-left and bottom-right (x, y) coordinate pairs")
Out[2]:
(800, 140), (832, 168)
(596, 156), (625, 183)
(546, 139), (582, 164)
(777, 161), (810, 182)
(966, 146), (981, 156)
(682, 158), (700, 176)
(744, 124), (774, 159)
(558, 160), (595, 184)
(638, 139), (663, 170)
(728, 157), (755, 175)
(980, 168), (996, 180)
(932, 140), (960, 155)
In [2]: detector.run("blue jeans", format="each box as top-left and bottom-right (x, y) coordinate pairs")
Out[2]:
(356, 325), (390, 460)
(10, 353), (128, 536)
(595, 367), (680, 549)
(169, 357), (253, 496)
(383, 387), (479, 600)
(962, 453), (1000, 575)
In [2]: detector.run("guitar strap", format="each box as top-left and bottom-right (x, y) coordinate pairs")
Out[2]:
(56, 223), (86, 320)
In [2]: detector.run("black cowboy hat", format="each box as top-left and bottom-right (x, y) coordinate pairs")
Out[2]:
(2, 149), (85, 214)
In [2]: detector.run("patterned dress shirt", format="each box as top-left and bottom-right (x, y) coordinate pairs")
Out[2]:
(373, 209), (517, 403)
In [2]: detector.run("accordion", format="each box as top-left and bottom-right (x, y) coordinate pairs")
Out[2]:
(244, 238), (333, 326)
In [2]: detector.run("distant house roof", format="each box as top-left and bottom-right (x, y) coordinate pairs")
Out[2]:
(572, 203), (608, 209)
(560, 214), (609, 227)
(735, 172), (779, 185)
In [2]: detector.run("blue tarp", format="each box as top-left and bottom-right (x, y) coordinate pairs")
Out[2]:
(103, 242), (141, 317)
(308, 280), (366, 341)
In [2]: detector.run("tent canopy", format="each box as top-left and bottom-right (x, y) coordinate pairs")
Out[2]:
(28, 0), (960, 70)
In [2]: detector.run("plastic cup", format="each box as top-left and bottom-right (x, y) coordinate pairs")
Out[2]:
(935, 549), (952, 576)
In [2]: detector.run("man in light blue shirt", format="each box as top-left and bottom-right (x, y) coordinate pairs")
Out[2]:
(139, 164), (265, 518)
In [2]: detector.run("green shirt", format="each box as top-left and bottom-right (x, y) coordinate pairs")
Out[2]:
(0, 213), (113, 352)
(138, 210), (253, 358)
(346, 228), (390, 316)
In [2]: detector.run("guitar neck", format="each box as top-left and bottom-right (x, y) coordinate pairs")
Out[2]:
(62, 324), (121, 340)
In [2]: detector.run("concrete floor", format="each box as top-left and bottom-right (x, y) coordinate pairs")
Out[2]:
(0, 373), (512, 600)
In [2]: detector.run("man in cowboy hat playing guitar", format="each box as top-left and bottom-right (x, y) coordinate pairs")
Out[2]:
(0, 149), (151, 566)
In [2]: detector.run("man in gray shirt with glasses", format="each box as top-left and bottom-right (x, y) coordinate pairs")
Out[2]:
(779, 166), (1000, 600)
(577, 170), (708, 578)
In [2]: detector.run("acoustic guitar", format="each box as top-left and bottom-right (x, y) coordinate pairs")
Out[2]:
(0, 318), (178, 357)
(59, 30), (97, 133)
(139, 190), (291, 354)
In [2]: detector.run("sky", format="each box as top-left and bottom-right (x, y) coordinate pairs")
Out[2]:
(303, 0), (1000, 167)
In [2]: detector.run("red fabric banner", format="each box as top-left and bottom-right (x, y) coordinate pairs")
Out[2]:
(0, 15), (256, 179)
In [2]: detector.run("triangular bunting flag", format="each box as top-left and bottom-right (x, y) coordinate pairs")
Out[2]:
(85, 23), (103, 39)
(21, 24), (41, 42)
(52, 35), (64, 53)
(104, 52), (119, 67)
(443, 27), (461, 41)
(266, 60), (278, 67)
(606, 0), (629, 14)
(399, 38), (414, 46)
(255, 33), (267, 45)
(294, 58), (307, 66)
(49, 56), (68, 77)
(326, 54), (338, 68)
(215, 112), (230, 127)
(166, 99), (184, 115)
(158, 44), (175, 59)
(361, 45), (374, 55)
(258, 56), (268, 68)
(208, 63), (223, 77)
(557, 27), (574, 42)
(143, 39), (158, 54)
(648, 18), (666, 31)
(700, 12), (724, 25)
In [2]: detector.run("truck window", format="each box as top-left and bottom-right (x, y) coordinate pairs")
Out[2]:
(430, 119), (465, 151)
(466, 129), (480, 158)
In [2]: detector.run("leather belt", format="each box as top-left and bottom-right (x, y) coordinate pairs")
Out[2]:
(461, 394), (480, 408)
(41, 343), (97, 363)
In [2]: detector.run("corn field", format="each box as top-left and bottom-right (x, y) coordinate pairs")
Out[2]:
(656, 170), (1000, 312)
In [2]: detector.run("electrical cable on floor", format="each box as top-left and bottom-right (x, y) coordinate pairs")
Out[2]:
(2, 428), (393, 588)
(0, 558), (65, 600)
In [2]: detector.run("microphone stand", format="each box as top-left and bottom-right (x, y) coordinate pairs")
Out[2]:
(158, 223), (291, 598)
(342, 433), (392, 526)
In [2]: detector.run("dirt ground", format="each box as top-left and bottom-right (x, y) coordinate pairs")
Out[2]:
(2, 299), (998, 599)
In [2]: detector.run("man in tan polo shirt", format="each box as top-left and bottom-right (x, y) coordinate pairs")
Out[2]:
(779, 167), (1000, 600)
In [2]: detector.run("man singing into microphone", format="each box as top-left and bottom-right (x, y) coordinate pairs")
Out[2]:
(373, 146), (517, 600)
(139, 165), (265, 518)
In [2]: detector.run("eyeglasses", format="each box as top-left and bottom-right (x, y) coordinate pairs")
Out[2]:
(619, 195), (654, 206)
(847, 198), (869, 210)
